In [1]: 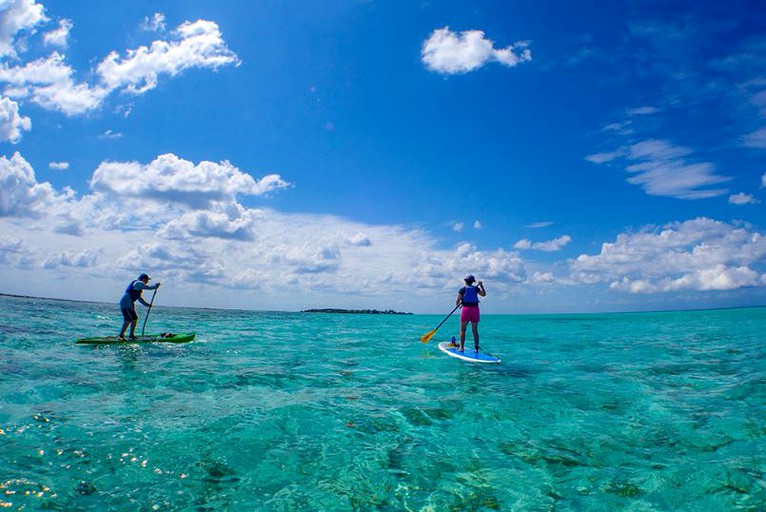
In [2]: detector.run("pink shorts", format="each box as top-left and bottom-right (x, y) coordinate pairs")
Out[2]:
(460, 306), (480, 323)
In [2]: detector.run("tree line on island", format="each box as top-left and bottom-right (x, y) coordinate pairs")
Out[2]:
(302, 308), (412, 315)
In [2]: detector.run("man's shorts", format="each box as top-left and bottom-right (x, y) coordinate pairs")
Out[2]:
(121, 307), (138, 323)
(460, 306), (480, 323)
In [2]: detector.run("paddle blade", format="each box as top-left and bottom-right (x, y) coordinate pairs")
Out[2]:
(420, 329), (437, 344)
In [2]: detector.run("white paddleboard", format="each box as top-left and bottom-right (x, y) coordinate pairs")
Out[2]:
(438, 342), (501, 364)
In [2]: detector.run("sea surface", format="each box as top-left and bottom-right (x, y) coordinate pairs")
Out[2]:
(1, 295), (764, 511)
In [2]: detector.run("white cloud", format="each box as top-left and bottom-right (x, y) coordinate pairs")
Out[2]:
(728, 192), (759, 205)
(514, 239), (531, 250)
(42, 248), (98, 269)
(584, 149), (625, 164)
(421, 27), (531, 75)
(0, 95), (31, 142)
(48, 161), (68, 170)
(42, 18), (71, 47)
(0, 153), (531, 310)
(609, 265), (761, 293)
(158, 205), (263, 241)
(0, 19), (239, 115)
(570, 218), (766, 293)
(473, 220), (482, 229)
(90, 153), (291, 208)
(0, 51), (109, 115)
(530, 271), (556, 284)
(0, 236), (33, 267)
(0, 0), (47, 58)
(141, 13), (166, 33)
(99, 129), (122, 139)
(455, 243), (525, 281)
(526, 221), (554, 229)
(452, 221), (464, 232)
(626, 106), (660, 116)
(601, 121), (633, 135)
(588, 139), (730, 199)
(0, 151), (73, 216)
(742, 127), (766, 149)
(96, 19), (240, 94)
(346, 233), (371, 247)
(514, 235), (571, 252)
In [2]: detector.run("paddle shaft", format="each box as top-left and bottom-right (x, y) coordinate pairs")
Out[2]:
(433, 303), (460, 331)
(421, 303), (461, 343)
(141, 288), (158, 336)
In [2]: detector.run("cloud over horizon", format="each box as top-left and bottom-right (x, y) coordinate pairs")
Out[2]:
(570, 218), (766, 293)
(0, 151), (531, 309)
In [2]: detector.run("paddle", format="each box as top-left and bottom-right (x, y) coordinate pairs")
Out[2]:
(141, 287), (158, 336)
(420, 304), (461, 344)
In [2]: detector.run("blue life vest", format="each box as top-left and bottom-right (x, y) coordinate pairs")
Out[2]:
(461, 285), (480, 306)
(125, 280), (142, 302)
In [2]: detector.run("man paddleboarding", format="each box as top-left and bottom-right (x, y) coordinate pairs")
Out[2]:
(118, 273), (161, 340)
(456, 274), (485, 353)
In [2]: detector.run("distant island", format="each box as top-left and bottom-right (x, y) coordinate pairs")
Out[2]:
(302, 308), (412, 315)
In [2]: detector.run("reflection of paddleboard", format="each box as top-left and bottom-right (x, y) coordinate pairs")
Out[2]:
(76, 333), (196, 345)
(438, 342), (501, 364)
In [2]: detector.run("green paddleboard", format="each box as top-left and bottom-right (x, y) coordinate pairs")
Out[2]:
(76, 332), (196, 345)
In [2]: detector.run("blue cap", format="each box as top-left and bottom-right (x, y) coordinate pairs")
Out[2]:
(138, 273), (150, 281)
(464, 274), (475, 282)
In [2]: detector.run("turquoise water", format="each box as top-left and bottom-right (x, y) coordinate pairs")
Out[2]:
(1, 295), (764, 511)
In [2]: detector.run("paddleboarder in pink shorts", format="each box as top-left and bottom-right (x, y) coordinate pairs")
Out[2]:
(456, 274), (486, 353)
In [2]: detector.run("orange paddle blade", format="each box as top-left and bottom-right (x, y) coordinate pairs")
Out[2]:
(420, 329), (437, 344)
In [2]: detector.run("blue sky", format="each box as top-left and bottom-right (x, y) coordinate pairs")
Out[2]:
(1, 0), (765, 314)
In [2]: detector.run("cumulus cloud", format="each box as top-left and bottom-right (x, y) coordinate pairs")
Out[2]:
(42, 248), (98, 269)
(570, 218), (766, 293)
(421, 26), (531, 75)
(530, 271), (556, 284)
(0, 19), (239, 115)
(0, 152), (532, 311)
(90, 153), (291, 207)
(729, 192), (759, 205)
(0, 95), (31, 142)
(0, 51), (109, 114)
(587, 139), (730, 199)
(158, 204), (263, 241)
(42, 17), (71, 47)
(515, 235), (571, 252)
(0, 151), (73, 216)
(97, 19), (239, 94)
(452, 222), (464, 232)
(0, 235), (33, 267)
(346, 233), (371, 247)
(0, 0), (47, 58)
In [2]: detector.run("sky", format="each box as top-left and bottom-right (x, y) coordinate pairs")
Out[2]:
(1, 0), (765, 314)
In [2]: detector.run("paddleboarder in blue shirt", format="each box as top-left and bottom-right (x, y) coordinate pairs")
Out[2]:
(118, 273), (161, 340)
(456, 274), (486, 353)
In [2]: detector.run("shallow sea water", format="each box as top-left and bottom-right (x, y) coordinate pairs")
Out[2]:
(1, 295), (764, 511)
